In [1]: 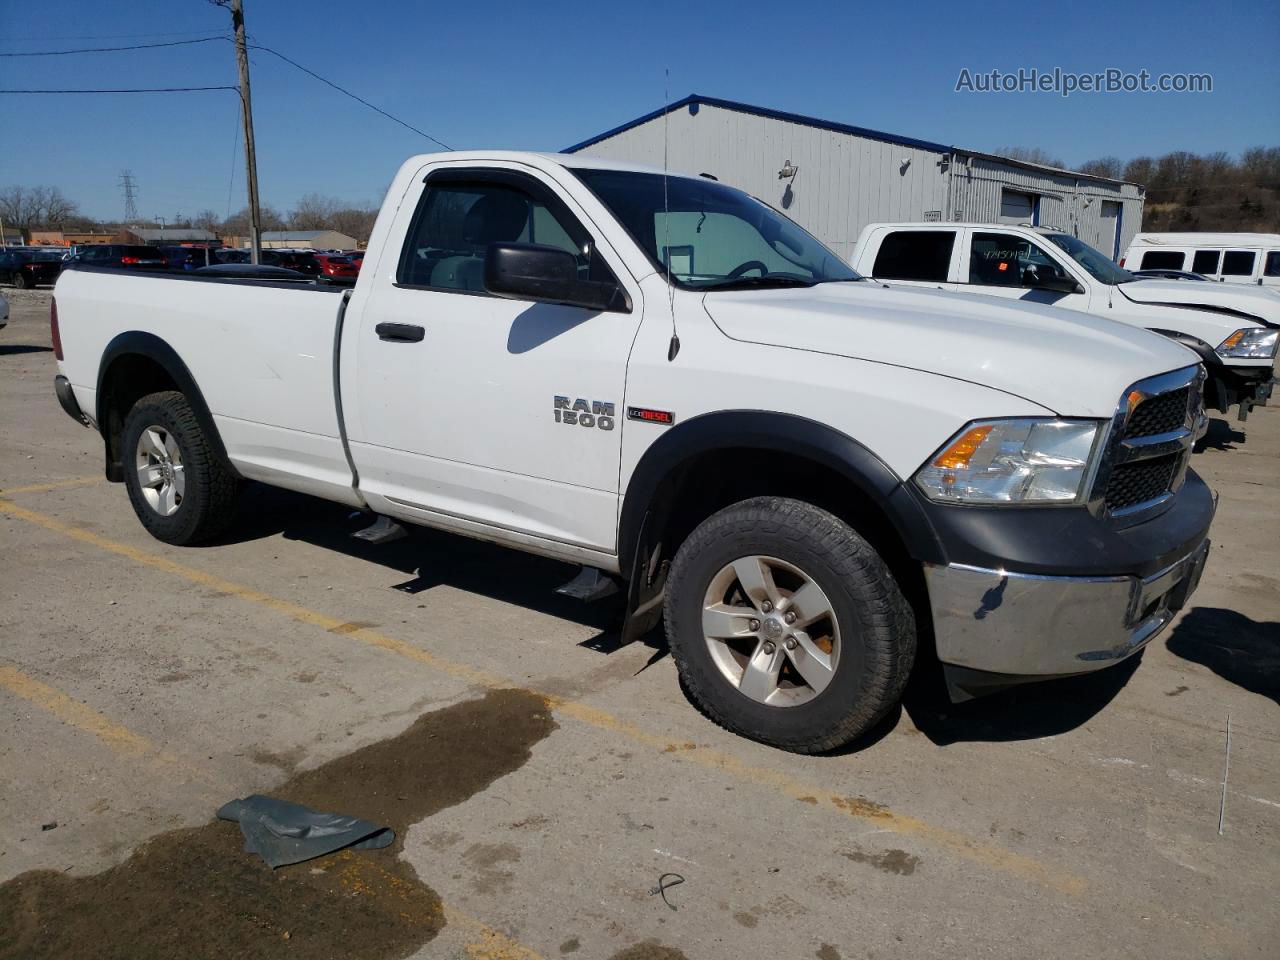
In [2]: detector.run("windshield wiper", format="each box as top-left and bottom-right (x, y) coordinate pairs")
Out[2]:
(701, 275), (818, 291)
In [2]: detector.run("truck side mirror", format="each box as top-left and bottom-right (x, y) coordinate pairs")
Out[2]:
(484, 242), (627, 313)
(1022, 267), (1082, 295)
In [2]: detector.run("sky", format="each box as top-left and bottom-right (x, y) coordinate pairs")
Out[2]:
(2, 0), (1277, 222)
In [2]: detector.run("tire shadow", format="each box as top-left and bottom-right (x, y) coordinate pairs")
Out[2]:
(1195, 417), (1246, 452)
(1165, 606), (1279, 706)
(0, 345), (53, 356)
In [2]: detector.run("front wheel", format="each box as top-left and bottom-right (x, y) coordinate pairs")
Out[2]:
(122, 391), (240, 545)
(664, 497), (916, 753)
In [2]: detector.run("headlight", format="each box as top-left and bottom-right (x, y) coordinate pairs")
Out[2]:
(914, 419), (1101, 504)
(1217, 328), (1279, 360)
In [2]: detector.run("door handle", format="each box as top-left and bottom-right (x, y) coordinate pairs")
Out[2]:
(375, 322), (425, 343)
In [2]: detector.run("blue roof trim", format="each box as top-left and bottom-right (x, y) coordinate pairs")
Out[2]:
(563, 94), (952, 155)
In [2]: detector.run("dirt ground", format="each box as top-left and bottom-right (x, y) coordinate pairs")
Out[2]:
(1, 287), (1277, 959)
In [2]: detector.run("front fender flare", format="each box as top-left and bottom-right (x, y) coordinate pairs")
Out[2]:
(617, 410), (943, 580)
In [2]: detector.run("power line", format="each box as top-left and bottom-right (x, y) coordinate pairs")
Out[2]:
(246, 41), (452, 149)
(0, 28), (226, 44)
(0, 36), (227, 57)
(0, 86), (240, 94)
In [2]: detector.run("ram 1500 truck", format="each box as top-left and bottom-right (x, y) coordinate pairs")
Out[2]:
(51, 152), (1214, 753)
(850, 222), (1279, 418)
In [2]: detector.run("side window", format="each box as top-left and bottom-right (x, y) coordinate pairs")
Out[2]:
(1265, 251), (1280, 278)
(398, 176), (615, 294)
(1221, 250), (1256, 276)
(1140, 250), (1186, 270)
(872, 231), (955, 282)
(1192, 250), (1221, 274)
(968, 232), (1068, 287)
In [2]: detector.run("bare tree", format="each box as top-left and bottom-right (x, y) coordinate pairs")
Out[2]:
(994, 146), (1065, 168)
(0, 185), (80, 227)
(224, 204), (285, 235)
(289, 193), (340, 231)
(1078, 156), (1123, 179)
(193, 209), (222, 233)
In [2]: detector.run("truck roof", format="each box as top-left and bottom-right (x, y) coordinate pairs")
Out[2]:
(401, 150), (705, 182)
(861, 222), (1071, 234)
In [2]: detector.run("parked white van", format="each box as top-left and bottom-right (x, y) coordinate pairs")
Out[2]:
(1121, 233), (1280, 288)
(850, 223), (1279, 418)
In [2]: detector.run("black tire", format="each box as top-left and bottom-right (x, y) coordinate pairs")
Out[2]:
(14, 271), (31, 289)
(664, 497), (916, 753)
(121, 390), (239, 545)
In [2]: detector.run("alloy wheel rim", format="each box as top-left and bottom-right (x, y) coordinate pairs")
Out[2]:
(701, 555), (840, 707)
(135, 425), (185, 517)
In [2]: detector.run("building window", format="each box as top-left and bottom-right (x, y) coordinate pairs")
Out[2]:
(1140, 250), (1186, 270)
(872, 231), (955, 282)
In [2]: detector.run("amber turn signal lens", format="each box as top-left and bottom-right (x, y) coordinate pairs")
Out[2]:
(1220, 330), (1245, 349)
(933, 425), (992, 469)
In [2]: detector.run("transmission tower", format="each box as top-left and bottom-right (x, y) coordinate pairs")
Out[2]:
(118, 170), (139, 222)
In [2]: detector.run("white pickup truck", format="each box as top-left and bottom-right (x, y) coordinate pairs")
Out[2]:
(850, 222), (1279, 418)
(52, 152), (1214, 752)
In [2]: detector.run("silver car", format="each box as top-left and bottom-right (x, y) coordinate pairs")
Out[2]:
(0, 292), (8, 329)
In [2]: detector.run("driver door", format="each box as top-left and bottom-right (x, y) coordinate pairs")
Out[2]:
(957, 230), (1091, 312)
(346, 164), (643, 555)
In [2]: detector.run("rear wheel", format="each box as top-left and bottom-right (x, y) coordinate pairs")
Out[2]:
(665, 497), (916, 753)
(122, 391), (239, 545)
(14, 271), (31, 289)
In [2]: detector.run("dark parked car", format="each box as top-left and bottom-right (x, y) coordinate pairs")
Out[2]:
(68, 244), (168, 271)
(261, 250), (322, 276)
(0, 250), (64, 288)
(160, 246), (214, 271)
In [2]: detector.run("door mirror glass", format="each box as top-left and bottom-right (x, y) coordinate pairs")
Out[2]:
(485, 242), (627, 312)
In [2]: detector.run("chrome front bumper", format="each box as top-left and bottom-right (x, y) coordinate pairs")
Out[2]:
(924, 539), (1210, 677)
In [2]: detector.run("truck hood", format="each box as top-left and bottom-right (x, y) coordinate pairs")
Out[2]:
(701, 281), (1199, 418)
(1118, 279), (1280, 327)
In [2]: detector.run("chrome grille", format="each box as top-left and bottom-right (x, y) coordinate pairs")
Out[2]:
(1125, 386), (1191, 439)
(1105, 454), (1180, 510)
(1091, 366), (1203, 523)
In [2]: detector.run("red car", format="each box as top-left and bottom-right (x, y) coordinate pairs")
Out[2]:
(314, 253), (359, 284)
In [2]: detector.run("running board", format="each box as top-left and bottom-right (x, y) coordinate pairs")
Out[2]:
(351, 514), (408, 545)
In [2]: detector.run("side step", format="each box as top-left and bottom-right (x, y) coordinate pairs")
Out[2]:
(351, 514), (408, 545)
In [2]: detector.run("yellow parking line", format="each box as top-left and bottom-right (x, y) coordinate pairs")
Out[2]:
(0, 494), (1086, 896)
(0, 664), (220, 787)
(0, 476), (102, 496)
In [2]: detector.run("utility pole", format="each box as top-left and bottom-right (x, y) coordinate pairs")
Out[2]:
(228, 0), (262, 264)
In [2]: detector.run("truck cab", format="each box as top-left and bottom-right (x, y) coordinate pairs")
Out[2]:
(851, 222), (1279, 418)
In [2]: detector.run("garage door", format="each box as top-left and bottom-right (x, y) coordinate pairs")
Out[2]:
(999, 190), (1036, 224)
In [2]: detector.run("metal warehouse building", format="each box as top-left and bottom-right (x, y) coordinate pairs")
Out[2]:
(566, 95), (1144, 262)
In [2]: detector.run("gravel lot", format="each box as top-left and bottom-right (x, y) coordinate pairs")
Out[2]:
(1, 287), (1277, 959)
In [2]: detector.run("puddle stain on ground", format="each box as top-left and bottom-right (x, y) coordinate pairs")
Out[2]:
(816, 946), (843, 960)
(606, 943), (689, 960)
(839, 844), (921, 876)
(0, 688), (556, 960)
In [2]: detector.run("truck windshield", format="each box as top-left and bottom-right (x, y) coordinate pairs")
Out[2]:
(1044, 233), (1134, 285)
(571, 168), (860, 290)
